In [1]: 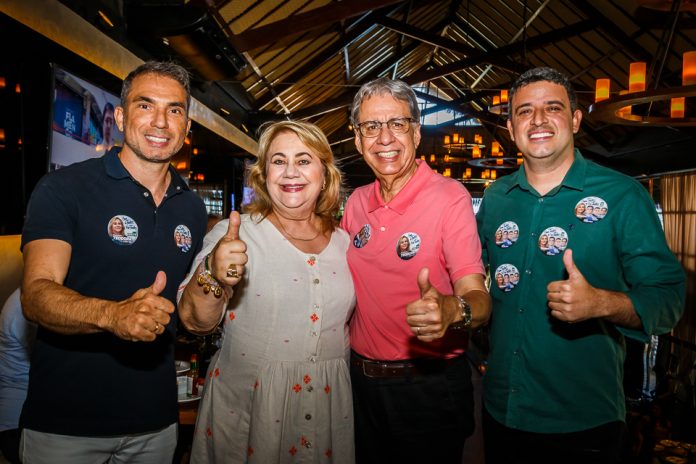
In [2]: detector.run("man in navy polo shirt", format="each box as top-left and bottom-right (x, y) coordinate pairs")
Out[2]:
(19, 61), (207, 463)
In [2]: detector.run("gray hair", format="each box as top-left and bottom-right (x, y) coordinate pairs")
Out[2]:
(350, 77), (421, 125)
(121, 61), (192, 114)
(508, 67), (578, 119)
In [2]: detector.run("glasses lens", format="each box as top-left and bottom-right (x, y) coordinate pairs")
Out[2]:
(388, 118), (410, 134)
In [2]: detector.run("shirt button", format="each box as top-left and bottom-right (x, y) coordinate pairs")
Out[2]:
(380, 226), (385, 231)
(538, 198), (544, 203)
(311, 331), (318, 337)
(314, 304), (319, 309)
(313, 278), (320, 284)
(513, 350), (519, 355)
(143, 192), (150, 197)
(306, 386), (314, 392)
(531, 232), (537, 237)
(511, 388), (518, 393)
(525, 269), (532, 275)
(176, 186), (181, 190)
(518, 308), (524, 313)
(304, 441), (312, 448)
(305, 414), (312, 420)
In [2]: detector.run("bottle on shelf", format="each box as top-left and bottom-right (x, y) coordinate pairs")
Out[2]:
(187, 354), (199, 397)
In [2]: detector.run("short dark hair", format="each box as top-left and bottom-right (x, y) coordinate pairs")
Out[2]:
(121, 61), (191, 113)
(350, 77), (420, 125)
(508, 67), (577, 120)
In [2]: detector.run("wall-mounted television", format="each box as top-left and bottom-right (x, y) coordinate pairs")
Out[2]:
(49, 64), (123, 170)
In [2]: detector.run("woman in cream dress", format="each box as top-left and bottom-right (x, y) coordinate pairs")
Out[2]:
(178, 120), (355, 463)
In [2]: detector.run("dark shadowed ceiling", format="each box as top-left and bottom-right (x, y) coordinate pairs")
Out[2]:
(17, 0), (696, 190)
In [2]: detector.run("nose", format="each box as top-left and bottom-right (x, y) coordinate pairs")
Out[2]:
(151, 107), (169, 129)
(376, 123), (395, 144)
(283, 161), (299, 177)
(531, 108), (547, 126)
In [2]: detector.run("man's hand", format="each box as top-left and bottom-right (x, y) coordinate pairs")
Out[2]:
(109, 271), (174, 342)
(210, 211), (248, 286)
(406, 268), (453, 341)
(547, 249), (601, 323)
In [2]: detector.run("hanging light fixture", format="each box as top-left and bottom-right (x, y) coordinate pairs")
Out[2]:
(488, 90), (509, 116)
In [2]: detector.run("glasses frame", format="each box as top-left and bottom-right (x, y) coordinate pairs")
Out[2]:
(355, 117), (416, 138)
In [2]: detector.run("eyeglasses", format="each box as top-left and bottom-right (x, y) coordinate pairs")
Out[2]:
(355, 117), (415, 138)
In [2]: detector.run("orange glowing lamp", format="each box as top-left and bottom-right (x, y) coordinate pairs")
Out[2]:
(628, 62), (646, 93)
(595, 79), (610, 103)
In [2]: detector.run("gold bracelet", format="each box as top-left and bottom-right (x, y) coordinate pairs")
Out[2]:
(196, 254), (224, 298)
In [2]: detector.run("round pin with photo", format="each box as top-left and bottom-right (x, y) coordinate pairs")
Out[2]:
(574, 196), (608, 224)
(396, 232), (421, 260)
(493, 264), (520, 293)
(353, 224), (371, 248)
(538, 226), (568, 256)
(174, 225), (192, 253)
(107, 215), (138, 245)
(494, 221), (519, 248)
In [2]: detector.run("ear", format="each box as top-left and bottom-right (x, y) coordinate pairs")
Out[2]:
(185, 118), (192, 135)
(412, 123), (422, 149)
(354, 131), (363, 155)
(114, 106), (125, 132)
(506, 119), (514, 142)
(572, 109), (582, 134)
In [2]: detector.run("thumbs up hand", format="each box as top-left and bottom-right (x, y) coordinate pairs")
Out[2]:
(406, 268), (450, 341)
(547, 249), (600, 323)
(210, 211), (248, 286)
(110, 270), (175, 342)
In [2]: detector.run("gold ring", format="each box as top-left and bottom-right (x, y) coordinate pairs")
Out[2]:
(227, 265), (239, 279)
(154, 322), (160, 332)
(416, 327), (421, 336)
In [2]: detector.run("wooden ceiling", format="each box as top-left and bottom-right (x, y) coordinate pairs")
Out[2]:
(38, 0), (696, 187)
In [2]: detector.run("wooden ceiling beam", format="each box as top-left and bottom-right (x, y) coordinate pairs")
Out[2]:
(377, 17), (527, 74)
(405, 20), (595, 84)
(228, 0), (406, 52)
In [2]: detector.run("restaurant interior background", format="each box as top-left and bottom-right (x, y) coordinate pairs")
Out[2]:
(1, 0), (696, 461)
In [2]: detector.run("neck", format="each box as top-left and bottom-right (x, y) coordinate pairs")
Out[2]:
(378, 162), (418, 203)
(118, 149), (171, 205)
(524, 150), (575, 196)
(272, 210), (322, 241)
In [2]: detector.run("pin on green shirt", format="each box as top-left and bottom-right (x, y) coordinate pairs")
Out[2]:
(477, 150), (685, 433)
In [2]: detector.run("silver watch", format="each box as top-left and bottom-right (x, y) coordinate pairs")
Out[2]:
(450, 296), (472, 330)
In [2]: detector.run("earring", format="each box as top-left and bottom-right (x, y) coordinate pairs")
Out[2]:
(321, 179), (326, 191)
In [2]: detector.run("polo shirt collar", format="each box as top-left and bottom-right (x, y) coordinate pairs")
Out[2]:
(103, 147), (191, 194)
(366, 159), (431, 214)
(505, 148), (587, 195)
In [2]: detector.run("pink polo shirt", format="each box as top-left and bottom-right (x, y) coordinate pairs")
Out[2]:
(341, 160), (484, 361)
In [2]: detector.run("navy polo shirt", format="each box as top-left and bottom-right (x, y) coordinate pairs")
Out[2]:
(20, 148), (207, 436)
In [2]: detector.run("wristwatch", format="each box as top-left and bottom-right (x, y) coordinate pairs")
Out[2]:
(449, 295), (473, 330)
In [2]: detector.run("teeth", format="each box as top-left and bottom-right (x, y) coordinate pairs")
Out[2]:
(377, 151), (398, 159)
(529, 132), (552, 139)
(146, 135), (167, 143)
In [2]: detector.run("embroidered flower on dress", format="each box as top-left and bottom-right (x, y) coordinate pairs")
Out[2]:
(229, 311), (235, 321)
(325, 449), (333, 458)
(304, 374), (312, 384)
(293, 384), (302, 393)
(247, 447), (254, 456)
(214, 367), (220, 377)
(324, 385), (331, 394)
(206, 427), (212, 437)
(289, 446), (298, 456)
(307, 256), (316, 266)
(311, 313), (319, 323)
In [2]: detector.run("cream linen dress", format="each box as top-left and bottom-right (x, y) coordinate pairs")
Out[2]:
(189, 214), (356, 464)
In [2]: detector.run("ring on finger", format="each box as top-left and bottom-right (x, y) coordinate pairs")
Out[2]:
(226, 264), (239, 279)
(416, 327), (421, 336)
(154, 322), (160, 333)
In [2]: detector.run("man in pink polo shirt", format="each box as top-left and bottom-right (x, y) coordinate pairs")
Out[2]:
(341, 77), (491, 464)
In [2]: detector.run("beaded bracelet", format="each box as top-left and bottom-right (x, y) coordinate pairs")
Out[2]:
(196, 254), (224, 298)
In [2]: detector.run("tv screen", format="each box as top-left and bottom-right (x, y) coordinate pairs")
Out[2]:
(49, 64), (123, 170)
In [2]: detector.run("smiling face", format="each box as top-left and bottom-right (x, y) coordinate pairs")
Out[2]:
(266, 130), (325, 218)
(115, 73), (191, 164)
(399, 236), (410, 251)
(110, 217), (124, 235)
(539, 234), (548, 247)
(575, 203), (586, 215)
(354, 93), (420, 192)
(507, 81), (581, 169)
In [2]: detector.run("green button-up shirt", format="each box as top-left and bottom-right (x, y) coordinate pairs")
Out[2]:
(477, 150), (685, 433)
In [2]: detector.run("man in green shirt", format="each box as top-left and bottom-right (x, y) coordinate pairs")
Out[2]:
(474, 67), (685, 463)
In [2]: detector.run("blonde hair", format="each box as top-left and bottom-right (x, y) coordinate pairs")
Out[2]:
(243, 120), (343, 232)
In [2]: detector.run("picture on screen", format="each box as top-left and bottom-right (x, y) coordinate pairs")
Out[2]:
(49, 64), (123, 170)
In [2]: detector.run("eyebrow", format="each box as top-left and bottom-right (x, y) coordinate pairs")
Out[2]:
(132, 95), (187, 110)
(270, 151), (313, 158)
(514, 99), (567, 112)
